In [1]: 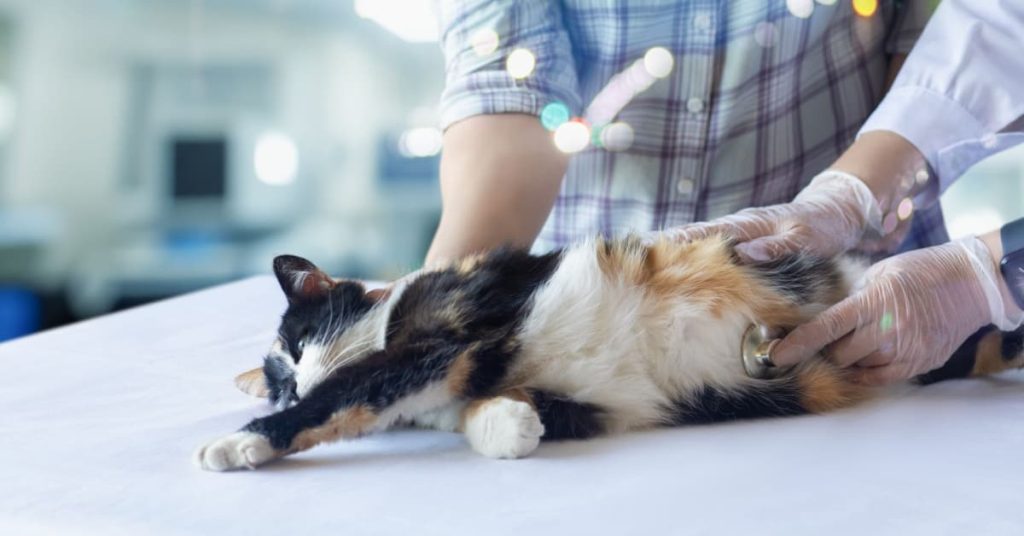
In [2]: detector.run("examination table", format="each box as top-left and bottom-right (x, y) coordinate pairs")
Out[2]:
(2, 276), (1023, 535)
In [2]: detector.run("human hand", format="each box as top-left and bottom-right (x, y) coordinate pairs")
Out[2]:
(666, 171), (883, 262)
(771, 237), (1017, 385)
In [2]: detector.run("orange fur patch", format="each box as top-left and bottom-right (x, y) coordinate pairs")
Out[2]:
(290, 405), (377, 453)
(234, 368), (269, 398)
(797, 363), (870, 414)
(596, 236), (805, 326)
(971, 330), (1024, 377)
(447, 346), (477, 395)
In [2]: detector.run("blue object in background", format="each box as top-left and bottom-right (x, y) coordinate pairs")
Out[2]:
(0, 286), (41, 342)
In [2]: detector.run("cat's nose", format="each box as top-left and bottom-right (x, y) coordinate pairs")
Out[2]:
(275, 379), (299, 410)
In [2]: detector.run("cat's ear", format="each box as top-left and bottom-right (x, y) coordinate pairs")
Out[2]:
(273, 255), (334, 302)
(235, 367), (269, 398)
(365, 286), (391, 304)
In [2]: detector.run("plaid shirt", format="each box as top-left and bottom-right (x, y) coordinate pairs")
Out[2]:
(439, 0), (946, 254)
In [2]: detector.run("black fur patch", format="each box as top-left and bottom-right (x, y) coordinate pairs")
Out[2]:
(915, 326), (989, 385)
(671, 383), (806, 424)
(246, 247), (564, 450)
(530, 390), (605, 440)
(1001, 326), (1024, 361)
(278, 281), (374, 363)
(245, 344), (463, 450)
(750, 255), (842, 305)
(384, 248), (563, 397)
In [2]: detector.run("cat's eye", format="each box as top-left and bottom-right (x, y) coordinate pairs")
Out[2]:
(298, 340), (306, 352)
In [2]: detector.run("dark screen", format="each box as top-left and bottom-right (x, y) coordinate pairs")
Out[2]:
(172, 138), (228, 199)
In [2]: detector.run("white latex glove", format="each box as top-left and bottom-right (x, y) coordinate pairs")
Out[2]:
(772, 237), (1024, 385)
(667, 171), (883, 262)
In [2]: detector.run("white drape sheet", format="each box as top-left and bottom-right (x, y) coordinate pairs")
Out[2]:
(2, 276), (1023, 535)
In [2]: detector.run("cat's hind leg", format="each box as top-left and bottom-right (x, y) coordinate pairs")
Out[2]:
(917, 325), (1024, 384)
(461, 389), (606, 459)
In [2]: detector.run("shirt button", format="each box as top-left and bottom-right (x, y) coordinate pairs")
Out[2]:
(686, 97), (705, 114)
(693, 12), (712, 32)
(676, 178), (695, 196)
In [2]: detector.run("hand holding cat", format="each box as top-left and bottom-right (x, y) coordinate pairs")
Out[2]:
(666, 171), (883, 263)
(771, 238), (1021, 384)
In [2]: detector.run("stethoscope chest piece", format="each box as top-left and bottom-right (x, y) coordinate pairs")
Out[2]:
(742, 324), (786, 379)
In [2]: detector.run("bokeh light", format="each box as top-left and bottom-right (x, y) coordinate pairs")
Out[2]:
(879, 311), (894, 333)
(601, 122), (635, 152)
(896, 198), (914, 221)
(398, 127), (443, 157)
(471, 28), (499, 57)
(852, 0), (877, 17)
(643, 47), (675, 79)
(553, 119), (590, 154)
(506, 48), (536, 79)
(753, 22), (777, 48)
(540, 101), (571, 132)
(254, 132), (299, 186)
(787, 0), (814, 18)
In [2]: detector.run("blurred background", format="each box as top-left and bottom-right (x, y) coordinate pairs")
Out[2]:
(0, 0), (1020, 342)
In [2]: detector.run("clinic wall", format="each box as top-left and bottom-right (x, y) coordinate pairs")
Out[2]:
(0, 0), (444, 287)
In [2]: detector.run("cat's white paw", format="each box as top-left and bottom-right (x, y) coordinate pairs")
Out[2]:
(464, 398), (545, 459)
(194, 432), (277, 471)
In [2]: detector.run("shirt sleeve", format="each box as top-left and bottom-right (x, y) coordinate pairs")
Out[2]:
(860, 0), (1024, 193)
(437, 0), (582, 130)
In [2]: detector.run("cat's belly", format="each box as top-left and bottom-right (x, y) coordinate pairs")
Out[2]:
(513, 249), (756, 430)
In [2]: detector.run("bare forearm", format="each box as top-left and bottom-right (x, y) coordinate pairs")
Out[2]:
(424, 114), (568, 267)
(830, 130), (926, 211)
(830, 54), (924, 210)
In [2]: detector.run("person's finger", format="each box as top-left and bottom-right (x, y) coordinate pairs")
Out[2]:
(771, 294), (864, 367)
(849, 361), (907, 385)
(735, 233), (802, 263)
(825, 318), (882, 368)
(668, 217), (771, 245)
(853, 351), (892, 368)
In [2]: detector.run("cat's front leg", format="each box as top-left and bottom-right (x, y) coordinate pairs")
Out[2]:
(194, 431), (277, 471)
(194, 401), (382, 471)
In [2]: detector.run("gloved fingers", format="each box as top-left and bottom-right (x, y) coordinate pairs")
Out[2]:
(853, 352), (892, 368)
(663, 210), (774, 244)
(849, 361), (908, 385)
(771, 293), (865, 367)
(824, 321), (882, 368)
(734, 230), (804, 263)
(667, 218), (768, 245)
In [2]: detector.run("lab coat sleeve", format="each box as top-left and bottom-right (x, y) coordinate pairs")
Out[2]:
(860, 0), (1024, 193)
(437, 0), (581, 130)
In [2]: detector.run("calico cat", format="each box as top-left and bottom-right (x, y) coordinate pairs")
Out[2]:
(195, 236), (1024, 471)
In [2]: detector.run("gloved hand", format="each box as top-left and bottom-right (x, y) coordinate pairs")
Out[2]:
(771, 237), (1024, 385)
(667, 170), (883, 262)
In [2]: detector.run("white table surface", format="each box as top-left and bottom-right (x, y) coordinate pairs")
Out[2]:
(2, 276), (1024, 535)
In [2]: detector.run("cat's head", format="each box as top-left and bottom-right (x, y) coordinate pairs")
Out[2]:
(235, 255), (389, 409)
